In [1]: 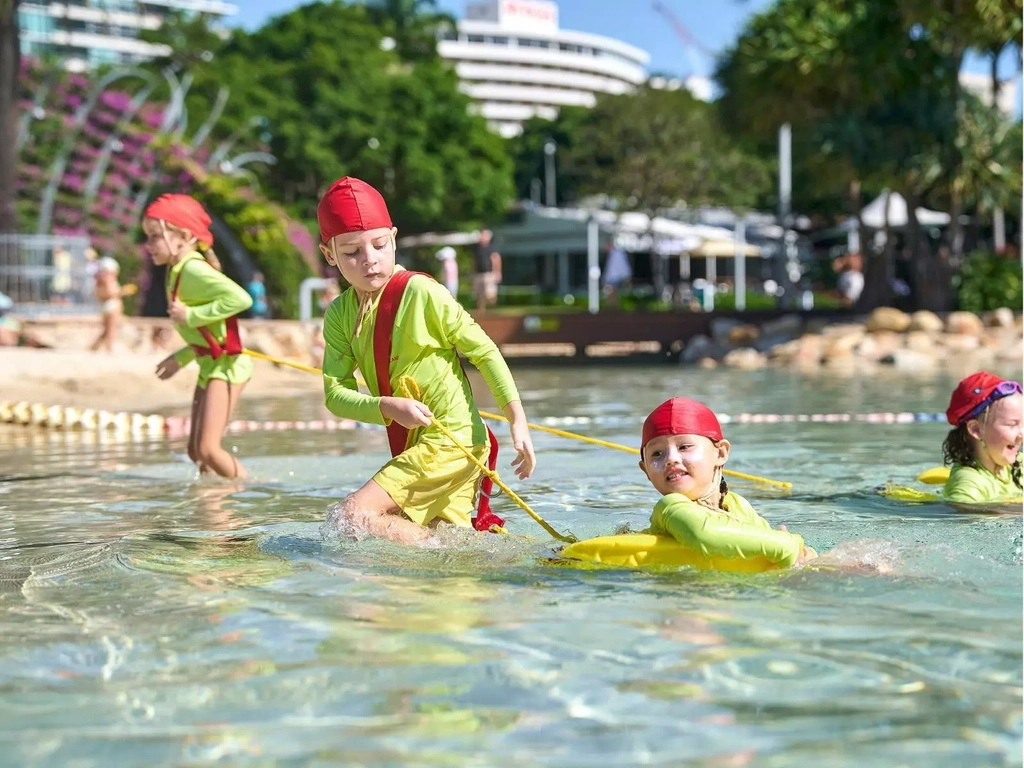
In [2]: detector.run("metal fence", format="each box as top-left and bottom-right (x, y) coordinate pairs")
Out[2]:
(0, 234), (98, 315)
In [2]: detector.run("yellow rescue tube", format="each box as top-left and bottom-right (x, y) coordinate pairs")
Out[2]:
(559, 534), (781, 573)
(877, 485), (942, 502)
(876, 466), (949, 501)
(917, 466), (950, 485)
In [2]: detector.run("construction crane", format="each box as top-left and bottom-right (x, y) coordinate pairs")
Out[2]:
(651, 1), (716, 80)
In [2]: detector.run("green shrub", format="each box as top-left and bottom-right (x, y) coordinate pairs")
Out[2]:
(954, 250), (1023, 313)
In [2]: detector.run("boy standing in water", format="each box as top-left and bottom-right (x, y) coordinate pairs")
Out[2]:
(317, 177), (535, 546)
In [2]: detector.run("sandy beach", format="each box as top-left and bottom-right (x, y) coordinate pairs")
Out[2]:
(1, 347), (323, 413)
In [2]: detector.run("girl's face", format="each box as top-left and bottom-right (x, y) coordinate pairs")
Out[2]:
(969, 393), (1023, 470)
(143, 218), (191, 265)
(320, 227), (398, 293)
(639, 433), (730, 498)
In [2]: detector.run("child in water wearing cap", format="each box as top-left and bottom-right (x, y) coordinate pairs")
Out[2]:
(640, 397), (817, 569)
(144, 194), (254, 479)
(317, 177), (536, 546)
(942, 372), (1022, 506)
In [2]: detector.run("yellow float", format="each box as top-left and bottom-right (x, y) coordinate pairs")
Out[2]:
(877, 466), (948, 502)
(879, 466), (1022, 505)
(558, 533), (781, 573)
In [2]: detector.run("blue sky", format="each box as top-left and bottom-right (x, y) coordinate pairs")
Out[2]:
(235, 0), (1021, 100)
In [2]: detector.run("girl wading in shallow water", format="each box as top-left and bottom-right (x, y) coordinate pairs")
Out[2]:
(145, 194), (253, 479)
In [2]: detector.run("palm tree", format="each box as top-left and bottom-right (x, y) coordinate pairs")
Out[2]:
(951, 93), (1021, 221)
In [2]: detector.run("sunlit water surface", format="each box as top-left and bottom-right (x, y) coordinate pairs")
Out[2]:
(1, 366), (1021, 767)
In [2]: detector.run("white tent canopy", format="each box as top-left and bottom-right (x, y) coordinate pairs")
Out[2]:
(811, 189), (951, 243)
(858, 190), (951, 228)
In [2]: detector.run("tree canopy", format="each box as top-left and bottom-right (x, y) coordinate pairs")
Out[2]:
(508, 85), (773, 213)
(714, 0), (1022, 308)
(143, 1), (512, 234)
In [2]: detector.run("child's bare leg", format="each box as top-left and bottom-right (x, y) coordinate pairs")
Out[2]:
(89, 316), (109, 352)
(103, 312), (118, 352)
(196, 379), (247, 479)
(188, 385), (209, 473)
(331, 479), (433, 545)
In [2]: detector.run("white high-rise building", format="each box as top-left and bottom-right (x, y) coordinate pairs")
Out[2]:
(438, 0), (650, 137)
(18, 1), (238, 72)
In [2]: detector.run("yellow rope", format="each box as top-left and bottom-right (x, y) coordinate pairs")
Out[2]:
(244, 349), (323, 376)
(474, 411), (792, 490)
(395, 376), (576, 543)
(242, 348), (792, 490)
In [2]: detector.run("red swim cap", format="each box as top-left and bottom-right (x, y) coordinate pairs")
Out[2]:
(641, 397), (723, 456)
(144, 194), (214, 247)
(946, 372), (1022, 426)
(317, 177), (393, 243)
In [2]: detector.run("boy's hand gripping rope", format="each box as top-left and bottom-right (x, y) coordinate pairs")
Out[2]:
(394, 376), (576, 543)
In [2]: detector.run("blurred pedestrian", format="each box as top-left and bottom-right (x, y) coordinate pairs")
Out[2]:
(436, 246), (459, 296)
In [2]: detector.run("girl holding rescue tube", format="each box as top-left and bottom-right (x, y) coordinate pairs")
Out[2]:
(145, 194), (254, 479)
(316, 176), (536, 546)
(639, 397), (817, 569)
(941, 372), (1022, 505)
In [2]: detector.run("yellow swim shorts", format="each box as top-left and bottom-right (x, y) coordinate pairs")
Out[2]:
(196, 353), (254, 389)
(373, 439), (490, 527)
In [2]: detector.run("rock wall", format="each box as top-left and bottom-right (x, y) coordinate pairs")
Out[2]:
(682, 308), (1022, 374)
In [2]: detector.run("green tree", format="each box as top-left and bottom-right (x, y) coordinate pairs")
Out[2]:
(576, 85), (772, 296)
(148, 1), (512, 233)
(138, 9), (227, 73)
(365, 0), (457, 61)
(506, 107), (590, 205)
(949, 95), (1021, 221)
(504, 85), (772, 296)
(576, 85), (771, 213)
(713, 0), (1021, 310)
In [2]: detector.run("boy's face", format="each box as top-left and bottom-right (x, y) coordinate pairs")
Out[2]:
(639, 433), (730, 498)
(320, 226), (397, 293)
(970, 393), (1023, 469)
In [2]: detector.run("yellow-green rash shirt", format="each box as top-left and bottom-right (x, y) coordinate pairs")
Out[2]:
(168, 251), (254, 386)
(942, 460), (1022, 505)
(322, 270), (519, 449)
(649, 491), (806, 568)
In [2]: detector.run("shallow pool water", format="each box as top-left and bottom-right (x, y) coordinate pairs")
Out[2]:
(1, 366), (1021, 766)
